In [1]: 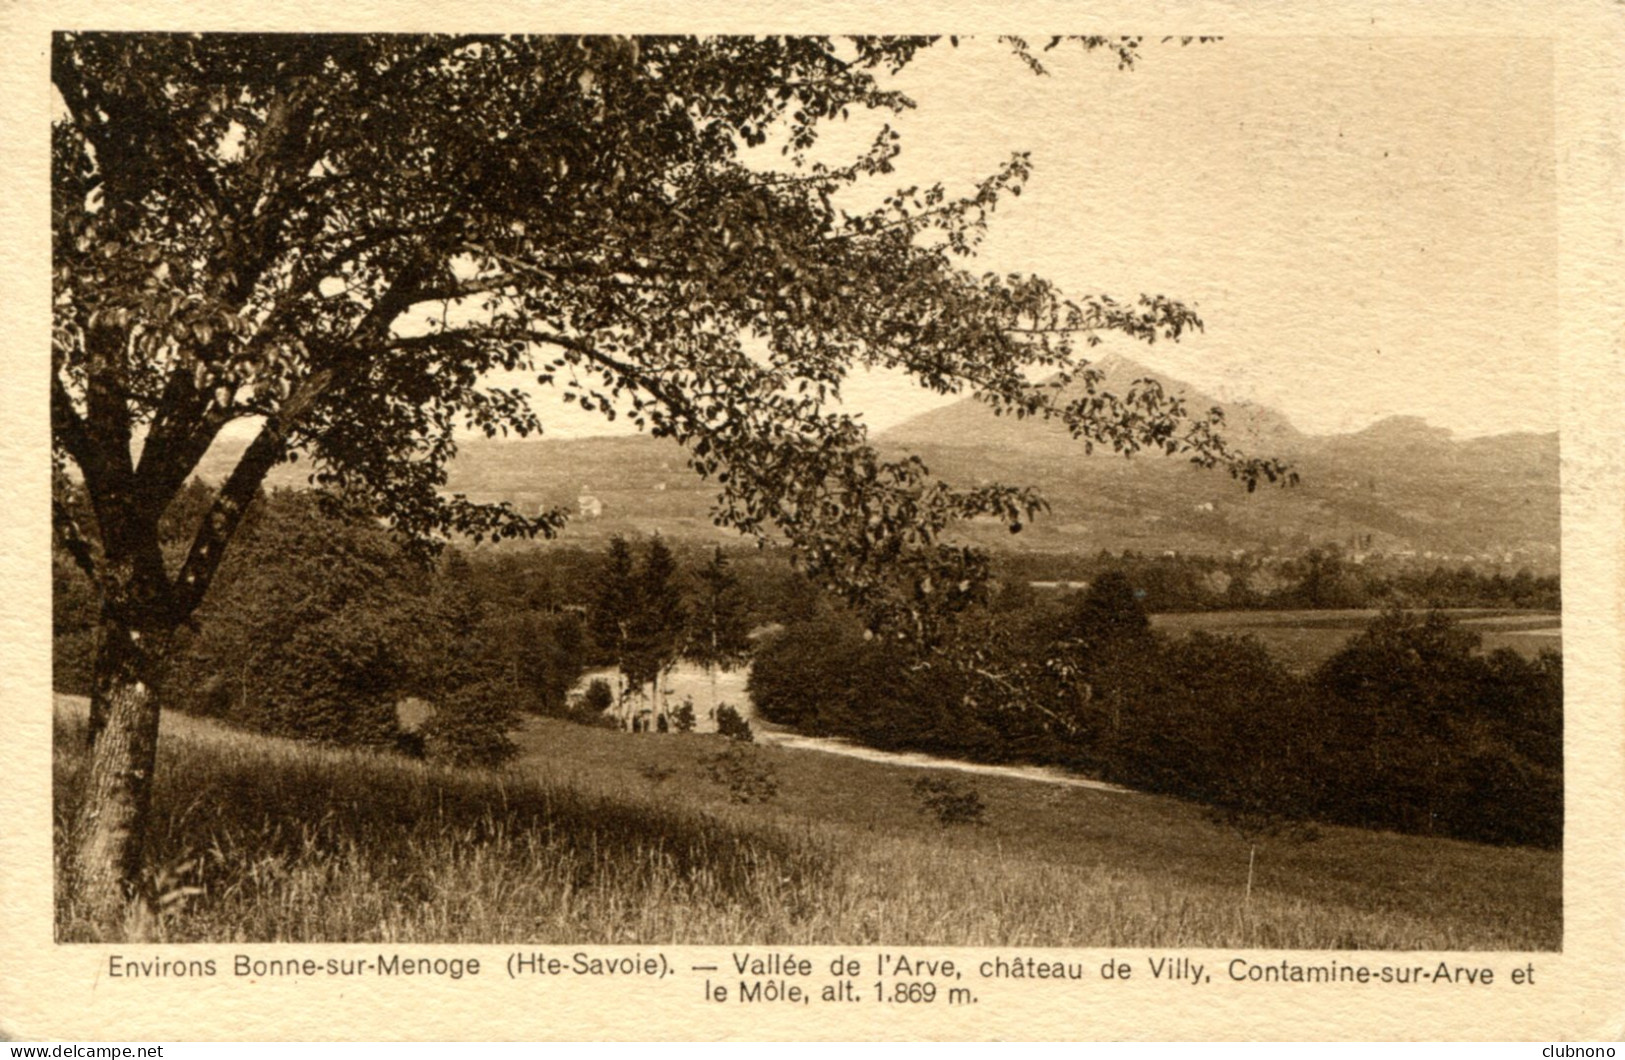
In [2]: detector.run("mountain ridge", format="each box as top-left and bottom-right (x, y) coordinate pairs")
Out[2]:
(187, 357), (1558, 566)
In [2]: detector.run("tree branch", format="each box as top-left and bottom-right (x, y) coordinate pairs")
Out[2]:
(170, 366), (334, 618)
(406, 273), (522, 304)
(50, 371), (119, 500)
(52, 495), (98, 580)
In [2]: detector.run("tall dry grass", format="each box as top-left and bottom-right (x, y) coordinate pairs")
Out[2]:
(53, 699), (1559, 948)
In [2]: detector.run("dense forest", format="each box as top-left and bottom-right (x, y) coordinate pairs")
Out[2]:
(54, 485), (810, 762)
(749, 576), (1562, 848)
(54, 482), (1561, 847)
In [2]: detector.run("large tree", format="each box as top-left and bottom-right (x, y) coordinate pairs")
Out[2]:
(686, 546), (753, 707)
(52, 32), (1287, 928)
(588, 534), (639, 710)
(626, 535), (685, 722)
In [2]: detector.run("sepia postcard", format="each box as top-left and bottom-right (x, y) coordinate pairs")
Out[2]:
(2, 0), (1622, 1043)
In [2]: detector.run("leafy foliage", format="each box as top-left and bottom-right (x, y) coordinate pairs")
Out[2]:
(160, 490), (536, 764)
(714, 704), (754, 743)
(991, 548), (1559, 614)
(1310, 608), (1562, 846)
(686, 547), (752, 674)
(50, 30), (1288, 917)
(702, 743), (780, 804)
(910, 776), (988, 827)
(580, 678), (616, 716)
(466, 609), (586, 716)
(164, 490), (428, 747)
(53, 33), (1286, 653)
(754, 582), (1561, 848)
(420, 679), (519, 767)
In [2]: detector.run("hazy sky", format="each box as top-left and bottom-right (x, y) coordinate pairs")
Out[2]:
(515, 35), (1557, 441)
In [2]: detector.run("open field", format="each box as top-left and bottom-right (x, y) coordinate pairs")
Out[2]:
(54, 695), (1559, 948)
(1150, 609), (1561, 672)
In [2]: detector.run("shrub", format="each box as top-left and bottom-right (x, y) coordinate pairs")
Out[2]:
(671, 697), (697, 733)
(746, 611), (868, 731)
(715, 704), (753, 742)
(421, 680), (519, 767)
(1308, 608), (1562, 847)
(703, 743), (779, 804)
(562, 680), (621, 729)
(910, 775), (987, 826)
(582, 678), (615, 714)
(638, 761), (677, 784)
(563, 692), (623, 730)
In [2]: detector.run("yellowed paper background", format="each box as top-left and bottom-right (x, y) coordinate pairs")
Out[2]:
(3, 0), (1621, 1041)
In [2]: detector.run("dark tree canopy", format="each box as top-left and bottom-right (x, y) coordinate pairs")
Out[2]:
(625, 534), (685, 697)
(687, 546), (752, 674)
(53, 33), (1285, 637)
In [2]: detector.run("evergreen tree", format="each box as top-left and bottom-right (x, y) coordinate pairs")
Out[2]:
(687, 547), (752, 707)
(1044, 570), (1156, 745)
(588, 535), (639, 710)
(628, 536), (686, 721)
(1054, 571), (1152, 654)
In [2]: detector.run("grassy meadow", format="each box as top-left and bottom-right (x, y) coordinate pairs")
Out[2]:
(53, 695), (1559, 949)
(1150, 608), (1562, 672)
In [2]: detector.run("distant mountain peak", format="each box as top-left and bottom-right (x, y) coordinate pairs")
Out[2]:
(880, 355), (1303, 453)
(1080, 351), (1137, 376)
(1347, 414), (1454, 444)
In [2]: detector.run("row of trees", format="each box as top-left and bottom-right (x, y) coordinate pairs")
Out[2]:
(992, 547), (1560, 613)
(53, 497), (773, 755)
(586, 536), (751, 723)
(56, 480), (1563, 850)
(56, 486), (581, 766)
(750, 575), (1562, 847)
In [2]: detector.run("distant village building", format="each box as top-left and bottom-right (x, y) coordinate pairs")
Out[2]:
(578, 486), (603, 519)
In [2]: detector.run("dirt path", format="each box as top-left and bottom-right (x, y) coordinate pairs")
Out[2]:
(574, 663), (1132, 793)
(754, 729), (1132, 793)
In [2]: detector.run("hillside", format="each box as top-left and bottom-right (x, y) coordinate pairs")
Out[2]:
(882, 353), (1309, 457)
(878, 355), (1558, 566)
(193, 432), (733, 545)
(52, 696), (1561, 949)
(189, 357), (1559, 566)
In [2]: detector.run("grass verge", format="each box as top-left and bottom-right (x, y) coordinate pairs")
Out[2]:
(53, 696), (1559, 948)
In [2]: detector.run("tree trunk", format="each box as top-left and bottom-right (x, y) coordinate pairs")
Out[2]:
(69, 611), (165, 931)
